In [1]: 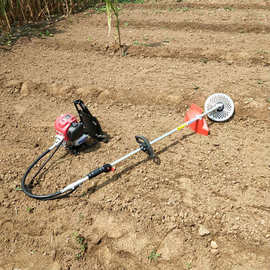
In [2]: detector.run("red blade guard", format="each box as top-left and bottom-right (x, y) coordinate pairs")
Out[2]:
(184, 104), (209, 136)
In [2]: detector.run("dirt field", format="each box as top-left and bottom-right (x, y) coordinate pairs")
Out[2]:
(0, 0), (270, 269)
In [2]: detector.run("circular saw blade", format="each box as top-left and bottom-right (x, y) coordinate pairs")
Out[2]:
(204, 93), (234, 122)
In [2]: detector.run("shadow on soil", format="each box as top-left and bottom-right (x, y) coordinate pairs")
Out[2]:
(80, 130), (197, 197)
(0, 20), (64, 47)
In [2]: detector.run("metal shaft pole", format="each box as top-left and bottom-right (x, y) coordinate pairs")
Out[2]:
(110, 104), (220, 167)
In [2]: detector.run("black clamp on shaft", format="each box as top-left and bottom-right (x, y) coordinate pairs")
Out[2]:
(135, 135), (155, 158)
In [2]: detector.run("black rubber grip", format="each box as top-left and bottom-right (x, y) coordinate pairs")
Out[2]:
(87, 164), (112, 179)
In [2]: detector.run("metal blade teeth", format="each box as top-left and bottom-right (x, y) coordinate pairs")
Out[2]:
(204, 93), (234, 122)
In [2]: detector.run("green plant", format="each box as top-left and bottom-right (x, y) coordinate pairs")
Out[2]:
(186, 262), (192, 269)
(119, 0), (144, 3)
(73, 232), (87, 259)
(26, 207), (34, 213)
(175, 6), (190, 12)
(79, 213), (84, 221)
(44, 29), (53, 37)
(104, 0), (123, 54)
(257, 49), (268, 55)
(95, 5), (107, 13)
(182, 7), (189, 12)
(200, 57), (208, 64)
(224, 6), (233, 11)
(148, 249), (161, 262)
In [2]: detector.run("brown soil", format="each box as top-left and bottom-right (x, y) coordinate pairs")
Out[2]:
(0, 0), (270, 269)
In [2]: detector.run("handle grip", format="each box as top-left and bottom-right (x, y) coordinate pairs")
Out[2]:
(87, 164), (112, 179)
(60, 164), (113, 193)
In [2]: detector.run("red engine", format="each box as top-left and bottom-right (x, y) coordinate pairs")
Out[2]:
(53, 100), (107, 150)
(55, 114), (79, 141)
(55, 113), (89, 148)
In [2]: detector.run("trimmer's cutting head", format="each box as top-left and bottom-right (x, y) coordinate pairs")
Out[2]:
(204, 93), (234, 122)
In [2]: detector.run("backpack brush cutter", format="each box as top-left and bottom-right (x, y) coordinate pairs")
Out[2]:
(21, 93), (234, 200)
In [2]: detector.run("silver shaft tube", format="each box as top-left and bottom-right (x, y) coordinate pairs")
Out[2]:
(60, 176), (89, 193)
(110, 104), (220, 167)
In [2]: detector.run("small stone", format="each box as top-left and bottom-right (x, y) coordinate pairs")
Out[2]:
(210, 240), (218, 249)
(21, 81), (36, 96)
(97, 89), (110, 102)
(199, 225), (210, 236)
(211, 249), (219, 255)
(51, 249), (57, 260)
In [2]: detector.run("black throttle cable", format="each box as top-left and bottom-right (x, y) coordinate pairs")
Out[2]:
(21, 139), (113, 200)
(21, 139), (77, 200)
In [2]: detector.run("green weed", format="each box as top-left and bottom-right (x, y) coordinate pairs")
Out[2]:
(224, 6), (233, 11)
(257, 49), (268, 54)
(95, 5), (107, 13)
(200, 57), (208, 64)
(182, 7), (189, 12)
(119, 0), (143, 3)
(79, 213), (84, 221)
(44, 30), (53, 37)
(169, 7), (189, 12)
(73, 232), (87, 259)
(26, 207), (34, 213)
(148, 249), (161, 262)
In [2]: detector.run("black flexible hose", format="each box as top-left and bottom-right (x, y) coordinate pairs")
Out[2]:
(21, 141), (77, 200)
